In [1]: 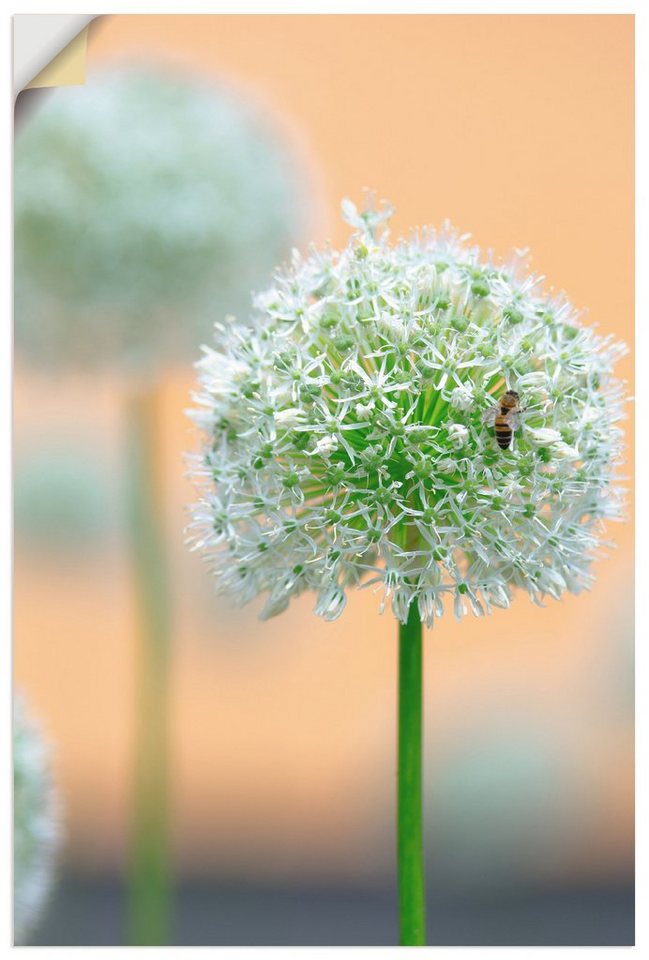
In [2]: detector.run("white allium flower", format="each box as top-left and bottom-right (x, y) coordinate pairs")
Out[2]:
(14, 694), (61, 944)
(14, 67), (305, 367)
(188, 198), (628, 626)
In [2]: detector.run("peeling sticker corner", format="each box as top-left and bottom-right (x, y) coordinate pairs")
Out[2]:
(13, 14), (97, 95)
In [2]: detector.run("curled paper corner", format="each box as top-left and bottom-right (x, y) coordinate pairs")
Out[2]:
(13, 15), (96, 95)
(25, 27), (89, 90)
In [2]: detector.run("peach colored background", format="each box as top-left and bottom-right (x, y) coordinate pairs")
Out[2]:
(15, 15), (634, 885)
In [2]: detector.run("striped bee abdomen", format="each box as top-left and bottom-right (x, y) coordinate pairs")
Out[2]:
(494, 413), (513, 449)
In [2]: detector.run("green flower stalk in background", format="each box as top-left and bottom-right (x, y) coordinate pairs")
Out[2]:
(14, 694), (62, 945)
(188, 197), (627, 945)
(14, 66), (306, 945)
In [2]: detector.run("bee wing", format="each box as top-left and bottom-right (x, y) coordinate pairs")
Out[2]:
(481, 405), (499, 426)
(508, 411), (522, 429)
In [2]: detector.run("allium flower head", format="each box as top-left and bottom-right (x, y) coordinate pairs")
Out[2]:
(14, 694), (61, 944)
(14, 67), (306, 368)
(188, 197), (627, 626)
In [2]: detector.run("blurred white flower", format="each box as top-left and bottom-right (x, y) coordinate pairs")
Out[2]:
(14, 67), (306, 368)
(14, 694), (62, 945)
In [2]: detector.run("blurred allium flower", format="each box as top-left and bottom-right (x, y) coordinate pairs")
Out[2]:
(14, 695), (61, 944)
(14, 67), (306, 367)
(188, 197), (627, 626)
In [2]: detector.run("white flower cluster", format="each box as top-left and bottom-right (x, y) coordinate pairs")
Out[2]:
(14, 67), (305, 367)
(188, 198), (627, 626)
(14, 695), (61, 944)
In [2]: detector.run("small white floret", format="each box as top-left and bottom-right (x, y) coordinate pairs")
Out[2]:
(553, 441), (580, 460)
(447, 423), (469, 449)
(355, 401), (375, 419)
(274, 408), (305, 427)
(450, 384), (474, 410)
(315, 434), (339, 456)
(527, 427), (563, 446)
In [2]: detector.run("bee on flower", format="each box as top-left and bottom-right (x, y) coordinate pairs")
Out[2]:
(187, 197), (628, 627)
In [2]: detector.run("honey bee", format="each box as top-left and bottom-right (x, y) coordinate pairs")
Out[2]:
(483, 389), (525, 450)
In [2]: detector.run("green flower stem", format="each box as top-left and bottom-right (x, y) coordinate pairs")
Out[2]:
(125, 385), (172, 946)
(398, 602), (426, 946)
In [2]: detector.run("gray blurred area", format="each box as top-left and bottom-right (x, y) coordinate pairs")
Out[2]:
(32, 871), (633, 946)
